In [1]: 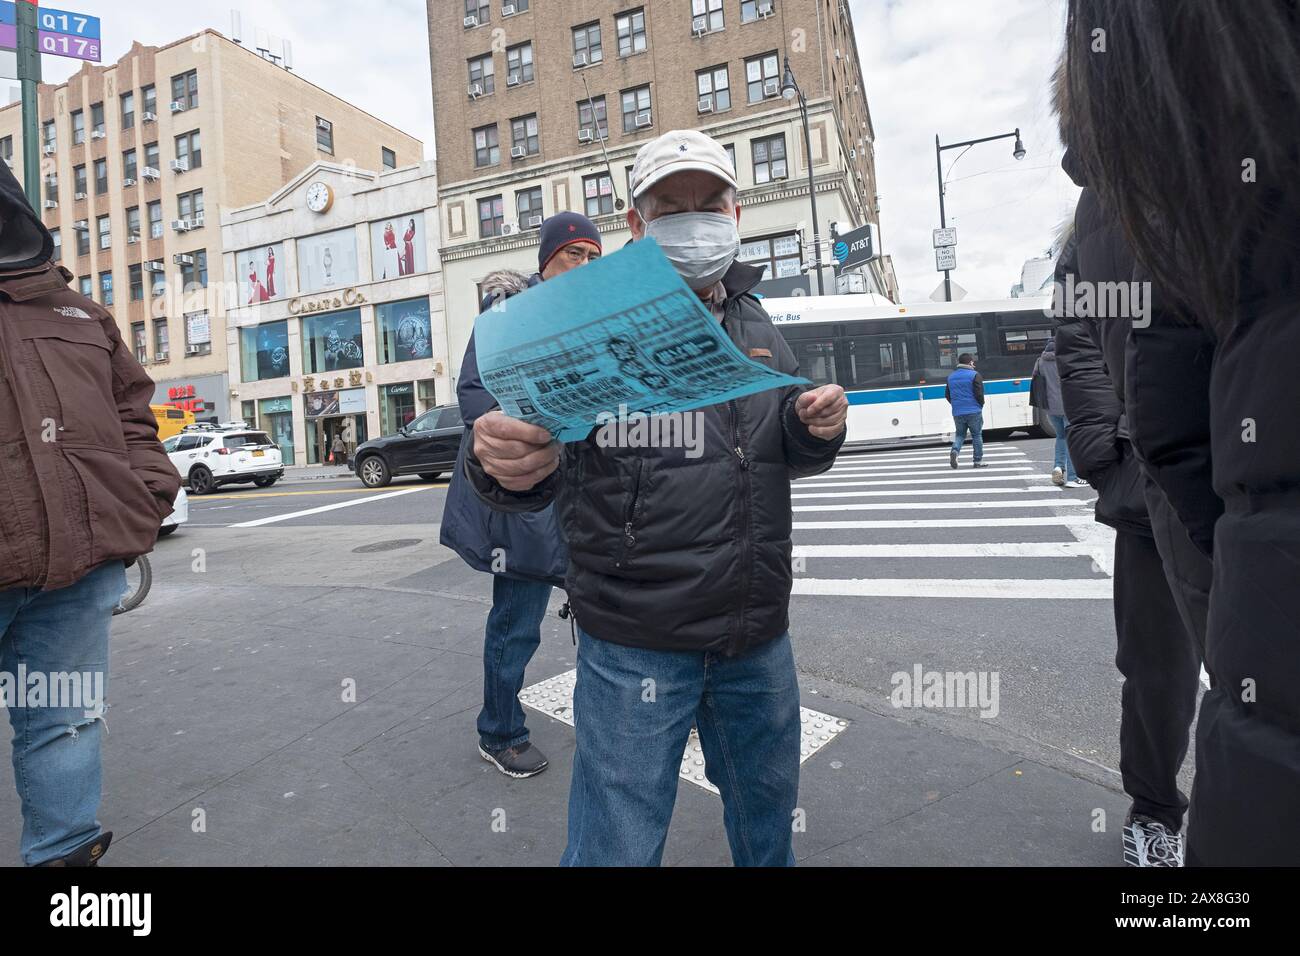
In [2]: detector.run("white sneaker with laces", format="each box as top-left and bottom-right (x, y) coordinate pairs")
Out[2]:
(1068, 478), (1090, 488)
(1052, 467), (1065, 486)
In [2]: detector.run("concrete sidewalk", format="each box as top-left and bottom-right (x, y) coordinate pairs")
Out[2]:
(0, 523), (1130, 866)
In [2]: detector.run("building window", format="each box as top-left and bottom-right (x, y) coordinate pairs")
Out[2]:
(506, 42), (534, 85)
(0, 136), (12, 162)
(90, 102), (104, 136)
(71, 109), (84, 145)
(583, 173), (614, 218)
(478, 195), (505, 238)
(142, 84), (156, 117)
(316, 116), (334, 154)
(465, 0), (489, 24)
(123, 148), (137, 182)
(752, 134), (788, 184)
(149, 262), (166, 298)
(175, 130), (202, 170)
(153, 318), (169, 358)
(691, 0), (724, 32)
(505, 0), (528, 11)
(73, 164), (86, 196)
(379, 382), (417, 436)
(148, 201), (163, 239)
(50, 229), (61, 262)
(697, 65), (731, 112)
(78, 276), (92, 298)
(301, 309), (364, 374)
(616, 8), (647, 57)
(473, 124), (499, 167)
(572, 22), (602, 66)
(100, 271), (114, 306)
(130, 263), (144, 301)
(746, 52), (781, 102)
(724, 143), (737, 175)
(377, 297), (433, 364)
(178, 190), (204, 223)
(516, 187), (543, 229)
(131, 321), (146, 362)
(42, 120), (55, 150)
(381, 146), (396, 169)
(741, 0), (773, 22)
(468, 54), (495, 95)
(170, 70), (198, 110)
(577, 96), (607, 140)
(144, 141), (160, 172)
(510, 114), (539, 157)
(621, 85), (652, 133)
(94, 159), (108, 194)
(180, 249), (208, 289)
(97, 215), (111, 250)
(240, 321), (291, 381)
(45, 173), (57, 204)
(76, 226), (90, 258)
(184, 311), (213, 356)
(738, 232), (803, 281)
(121, 91), (135, 129)
(127, 206), (141, 240)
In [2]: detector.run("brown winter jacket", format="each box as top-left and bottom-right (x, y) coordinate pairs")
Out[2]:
(0, 260), (179, 591)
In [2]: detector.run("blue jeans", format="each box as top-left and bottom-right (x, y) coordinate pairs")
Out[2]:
(0, 560), (123, 865)
(477, 575), (553, 751)
(952, 412), (984, 462)
(1049, 414), (1077, 481)
(560, 628), (801, 867)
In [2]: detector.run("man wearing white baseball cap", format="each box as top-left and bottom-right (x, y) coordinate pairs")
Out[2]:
(465, 128), (849, 866)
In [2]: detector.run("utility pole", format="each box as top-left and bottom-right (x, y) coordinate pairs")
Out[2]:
(16, 0), (42, 209)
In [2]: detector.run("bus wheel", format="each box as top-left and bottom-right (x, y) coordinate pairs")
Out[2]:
(1028, 407), (1055, 439)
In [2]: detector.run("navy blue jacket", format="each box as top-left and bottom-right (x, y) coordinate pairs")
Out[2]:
(438, 270), (567, 586)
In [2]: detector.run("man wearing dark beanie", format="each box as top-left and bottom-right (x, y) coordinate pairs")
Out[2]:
(441, 211), (600, 779)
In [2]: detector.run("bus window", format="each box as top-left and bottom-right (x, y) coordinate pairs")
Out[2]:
(842, 333), (911, 389)
(786, 336), (837, 386)
(915, 330), (979, 376)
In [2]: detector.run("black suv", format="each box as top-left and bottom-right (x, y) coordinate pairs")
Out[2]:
(352, 403), (464, 488)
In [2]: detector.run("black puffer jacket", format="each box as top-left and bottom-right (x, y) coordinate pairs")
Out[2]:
(1052, 150), (1151, 536)
(466, 259), (843, 655)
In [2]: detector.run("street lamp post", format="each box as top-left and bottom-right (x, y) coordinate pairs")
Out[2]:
(934, 129), (1026, 301)
(782, 57), (825, 296)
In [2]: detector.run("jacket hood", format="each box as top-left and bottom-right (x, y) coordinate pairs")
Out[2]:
(481, 269), (536, 301)
(0, 161), (54, 271)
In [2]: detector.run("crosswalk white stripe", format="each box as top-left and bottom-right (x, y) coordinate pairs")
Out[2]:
(794, 516), (1096, 530)
(791, 577), (1112, 599)
(794, 487), (1086, 499)
(793, 542), (1105, 558)
(799, 467), (1034, 484)
(832, 450), (1024, 466)
(822, 461), (1028, 473)
(796, 474), (1056, 488)
(793, 498), (1097, 512)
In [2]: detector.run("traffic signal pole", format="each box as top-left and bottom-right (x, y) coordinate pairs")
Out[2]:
(17, 0), (42, 209)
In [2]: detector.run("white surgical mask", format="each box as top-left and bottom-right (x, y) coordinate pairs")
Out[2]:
(641, 211), (740, 291)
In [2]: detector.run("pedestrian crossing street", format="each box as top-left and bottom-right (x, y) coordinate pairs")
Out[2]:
(790, 443), (1115, 600)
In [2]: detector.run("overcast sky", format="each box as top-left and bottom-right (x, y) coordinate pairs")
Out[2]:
(27, 0), (1078, 303)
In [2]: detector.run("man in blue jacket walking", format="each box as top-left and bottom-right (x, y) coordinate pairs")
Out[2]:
(440, 212), (602, 778)
(946, 353), (986, 468)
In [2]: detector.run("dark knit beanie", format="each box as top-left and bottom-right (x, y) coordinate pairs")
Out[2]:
(538, 212), (602, 272)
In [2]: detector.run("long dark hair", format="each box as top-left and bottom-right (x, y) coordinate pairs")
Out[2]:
(1064, 0), (1300, 330)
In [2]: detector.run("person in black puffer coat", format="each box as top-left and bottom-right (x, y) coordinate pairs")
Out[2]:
(1064, 0), (1300, 865)
(1052, 62), (1211, 867)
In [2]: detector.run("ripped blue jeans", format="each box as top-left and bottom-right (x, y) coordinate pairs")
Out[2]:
(0, 560), (122, 865)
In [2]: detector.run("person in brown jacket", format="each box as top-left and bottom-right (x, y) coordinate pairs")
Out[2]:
(0, 162), (179, 865)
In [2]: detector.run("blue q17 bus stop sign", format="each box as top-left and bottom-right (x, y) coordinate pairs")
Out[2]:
(0, 1), (102, 62)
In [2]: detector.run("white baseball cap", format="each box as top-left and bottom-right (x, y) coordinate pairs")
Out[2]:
(629, 129), (739, 201)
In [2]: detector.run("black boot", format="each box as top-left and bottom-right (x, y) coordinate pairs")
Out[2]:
(36, 831), (112, 867)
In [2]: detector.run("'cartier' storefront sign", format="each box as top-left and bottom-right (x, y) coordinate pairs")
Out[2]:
(288, 287), (368, 315)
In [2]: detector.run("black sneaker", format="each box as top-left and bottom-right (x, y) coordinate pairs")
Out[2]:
(949, 450), (958, 469)
(479, 741), (548, 778)
(1122, 812), (1185, 866)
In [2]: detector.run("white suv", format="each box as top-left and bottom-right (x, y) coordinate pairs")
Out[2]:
(162, 422), (284, 495)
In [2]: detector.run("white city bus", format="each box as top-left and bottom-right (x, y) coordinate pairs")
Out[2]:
(760, 293), (1057, 445)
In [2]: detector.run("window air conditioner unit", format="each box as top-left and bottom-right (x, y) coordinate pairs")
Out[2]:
(577, 128), (594, 143)
(187, 344), (203, 355)
(191, 214), (205, 228)
(170, 159), (189, 173)
(502, 4), (516, 16)
(506, 73), (521, 87)
(170, 101), (186, 113)
(510, 145), (526, 158)
(156, 352), (168, 362)
(468, 83), (483, 98)
(42, 143), (56, 155)
(500, 222), (520, 236)
(692, 17), (708, 35)
(43, 199), (58, 209)
(145, 261), (165, 272)
(635, 111), (652, 128)
(573, 53), (587, 68)
(142, 111), (157, 123)
(123, 177), (137, 187)
(759, 1), (774, 16)
(74, 191), (87, 201)
(526, 215), (543, 228)
(127, 234), (139, 244)
(174, 253), (194, 265)
(698, 95), (714, 113)
(91, 129), (106, 140)
(141, 167), (160, 180)
(74, 220), (89, 230)
(764, 77), (780, 97)
(463, 15), (478, 28)
(172, 219), (191, 232)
